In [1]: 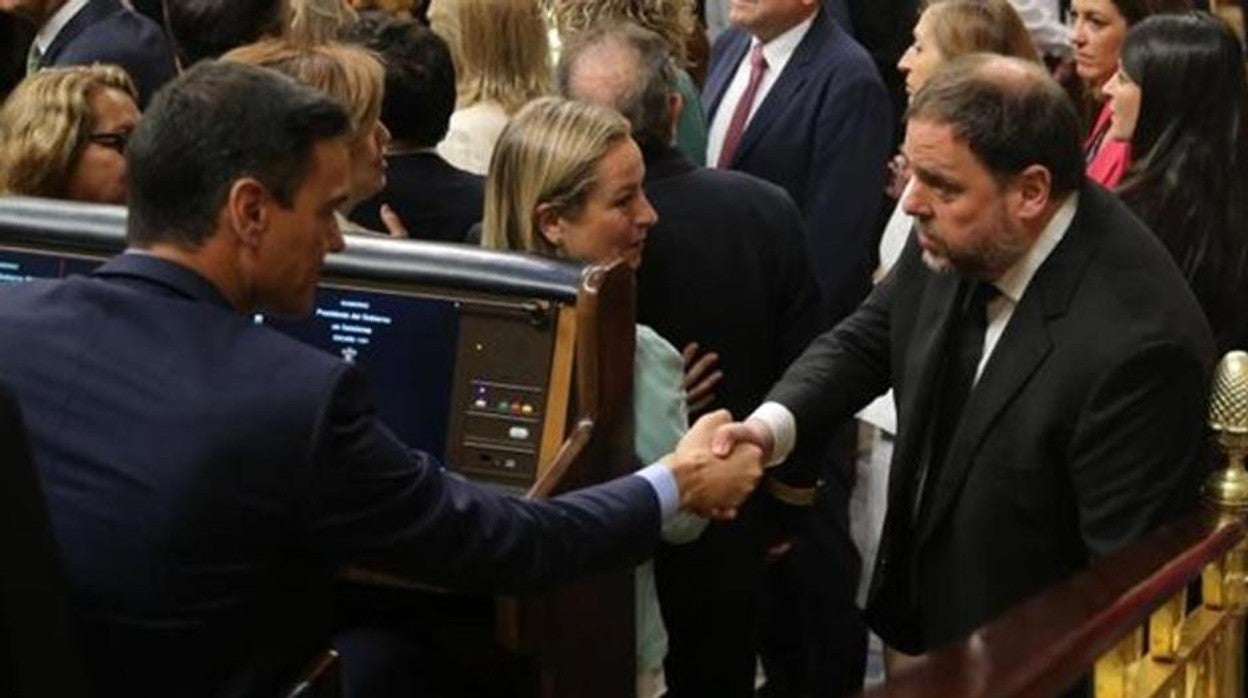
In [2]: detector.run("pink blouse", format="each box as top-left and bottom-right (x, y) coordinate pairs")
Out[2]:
(1085, 102), (1132, 189)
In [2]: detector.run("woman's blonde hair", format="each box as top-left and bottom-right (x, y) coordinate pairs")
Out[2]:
(482, 97), (630, 258)
(0, 65), (138, 198)
(923, 0), (1041, 64)
(224, 39), (383, 138)
(287, 0), (359, 46)
(428, 0), (551, 113)
(547, 0), (695, 66)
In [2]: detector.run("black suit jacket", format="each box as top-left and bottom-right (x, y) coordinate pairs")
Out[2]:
(0, 253), (660, 697)
(768, 183), (1215, 652)
(637, 145), (821, 488)
(349, 151), (484, 244)
(704, 7), (893, 327)
(40, 0), (176, 106)
(639, 146), (822, 608)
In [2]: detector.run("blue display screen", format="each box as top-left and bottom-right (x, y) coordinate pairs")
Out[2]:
(0, 248), (460, 459)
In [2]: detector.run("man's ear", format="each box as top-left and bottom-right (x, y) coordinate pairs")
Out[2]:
(1012, 164), (1053, 223)
(225, 178), (270, 249)
(667, 91), (684, 144)
(535, 202), (564, 248)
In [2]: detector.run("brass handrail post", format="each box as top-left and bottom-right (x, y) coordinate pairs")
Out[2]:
(1206, 350), (1248, 697)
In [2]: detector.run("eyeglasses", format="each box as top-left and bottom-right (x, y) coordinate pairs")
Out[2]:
(86, 130), (130, 153)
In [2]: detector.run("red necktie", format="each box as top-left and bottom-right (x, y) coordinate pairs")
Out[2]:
(716, 44), (768, 168)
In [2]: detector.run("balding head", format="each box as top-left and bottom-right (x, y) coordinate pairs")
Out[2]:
(908, 54), (1083, 196)
(557, 22), (679, 151)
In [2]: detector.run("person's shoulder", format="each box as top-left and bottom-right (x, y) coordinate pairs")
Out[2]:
(1062, 186), (1213, 353)
(63, 1), (166, 54)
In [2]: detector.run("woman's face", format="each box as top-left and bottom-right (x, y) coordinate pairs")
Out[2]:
(1102, 64), (1141, 141)
(347, 119), (390, 206)
(65, 87), (139, 205)
(539, 138), (657, 270)
(897, 11), (945, 100)
(1070, 0), (1129, 88)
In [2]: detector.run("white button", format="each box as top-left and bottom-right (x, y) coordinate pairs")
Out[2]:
(503, 458), (517, 469)
(508, 426), (529, 440)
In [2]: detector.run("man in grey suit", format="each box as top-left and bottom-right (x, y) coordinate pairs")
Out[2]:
(715, 55), (1214, 656)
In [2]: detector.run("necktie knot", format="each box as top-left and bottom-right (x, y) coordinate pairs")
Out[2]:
(749, 44), (768, 72)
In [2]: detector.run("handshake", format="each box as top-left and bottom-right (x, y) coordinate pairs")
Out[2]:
(663, 410), (776, 520)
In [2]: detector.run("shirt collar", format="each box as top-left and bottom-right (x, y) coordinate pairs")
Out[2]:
(35, 0), (90, 53)
(993, 191), (1079, 303)
(752, 12), (815, 70)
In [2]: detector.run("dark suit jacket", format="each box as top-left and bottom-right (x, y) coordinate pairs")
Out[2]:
(0, 253), (659, 697)
(703, 7), (893, 327)
(40, 0), (177, 107)
(0, 384), (90, 697)
(767, 183), (1215, 652)
(638, 146), (822, 605)
(349, 150), (484, 244)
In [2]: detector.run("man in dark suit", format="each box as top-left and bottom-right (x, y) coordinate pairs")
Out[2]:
(715, 55), (1214, 656)
(0, 61), (763, 697)
(347, 17), (484, 244)
(703, 0), (893, 328)
(559, 23), (846, 696)
(0, 0), (176, 106)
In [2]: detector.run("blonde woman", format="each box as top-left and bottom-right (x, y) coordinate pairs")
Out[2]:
(428, 0), (552, 174)
(0, 65), (139, 204)
(224, 39), (404, 234)
(547, 0), (707, 162)
(482, 97), (704, 698)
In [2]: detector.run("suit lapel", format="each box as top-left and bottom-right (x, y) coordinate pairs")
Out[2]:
(43, 0), (116, 64)
(703, 32), (749, 122)
(726, 9), (830, 167)
(888, 269), (960, 505)
(915, 186), (1099, 545)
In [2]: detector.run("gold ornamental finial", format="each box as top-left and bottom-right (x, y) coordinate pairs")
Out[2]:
(1206, 351), (1248, 509)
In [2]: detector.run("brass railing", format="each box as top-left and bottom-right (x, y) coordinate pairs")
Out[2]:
(857, 351), (1248, 698)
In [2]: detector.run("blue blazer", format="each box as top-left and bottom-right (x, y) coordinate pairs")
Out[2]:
(40, 0), (176, 106)
(703, 7), (893, 327)
(0, 253), (659, 697)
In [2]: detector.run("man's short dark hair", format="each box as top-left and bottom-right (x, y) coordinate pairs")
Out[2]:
(166, 0), (286, 67)
(907, 54), (1083, 196)
(557, 22), (677, 151)
(126, 61), (351, 247)
(346, 15), (455, 148)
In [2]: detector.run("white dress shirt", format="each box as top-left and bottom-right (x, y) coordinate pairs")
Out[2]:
(705, 13), (815, 168)
(755, 192), (1081, 465)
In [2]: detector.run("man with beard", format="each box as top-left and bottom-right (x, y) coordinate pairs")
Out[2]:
(713, 54), (1215, 661)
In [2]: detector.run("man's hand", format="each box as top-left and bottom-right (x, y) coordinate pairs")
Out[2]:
(711, 417), (775, 465)
(664, 410), (763, 520)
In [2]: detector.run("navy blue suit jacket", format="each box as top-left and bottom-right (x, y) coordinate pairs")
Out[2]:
(41, 0), (176, 106)
(0, 253), (659, 697)
(704, 7), (893, 327)
(349, 151), (484, 244)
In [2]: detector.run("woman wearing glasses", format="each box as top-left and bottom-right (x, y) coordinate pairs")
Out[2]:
(0, 65), (139, 205)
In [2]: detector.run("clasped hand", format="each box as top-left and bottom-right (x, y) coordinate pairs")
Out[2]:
(665, 410), (764, 520)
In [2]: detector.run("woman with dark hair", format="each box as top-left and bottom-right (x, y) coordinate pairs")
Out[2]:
(1101, 11), (1248, 350)
(1069, 0), (1190, 187)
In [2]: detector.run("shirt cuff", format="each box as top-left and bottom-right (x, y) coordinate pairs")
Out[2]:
(636, 462), (681, 522)
(748, 401), (796, 467)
